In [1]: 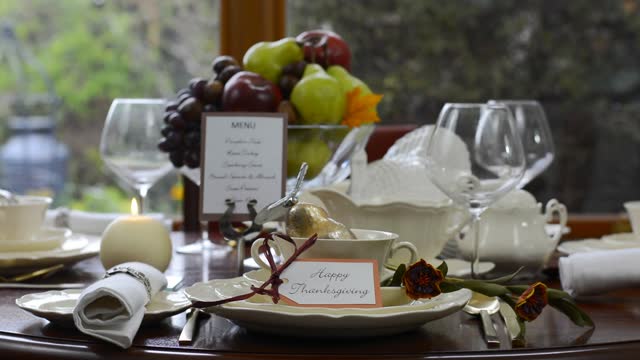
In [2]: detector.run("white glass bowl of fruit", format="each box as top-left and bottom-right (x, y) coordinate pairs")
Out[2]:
(157, 29), (381, 189)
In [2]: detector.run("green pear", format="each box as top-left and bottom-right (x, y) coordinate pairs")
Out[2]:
(243, 37), (303, 83)
(290, 64), (345, 124)
(327, 65), (372, 96)
(287, 137), (332, 178)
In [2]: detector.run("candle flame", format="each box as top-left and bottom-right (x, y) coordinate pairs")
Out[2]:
(131, 198), (139, 216)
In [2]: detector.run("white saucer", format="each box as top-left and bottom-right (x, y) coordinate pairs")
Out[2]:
(0, 232), (99, 275)
(557, 234), (640, 255)
(16, 289), (191, 326)
(601, 233), (639, 245)
(0, 227), (70, 253)
(183, 277), (471, 338)
(386, 258), (494, 277)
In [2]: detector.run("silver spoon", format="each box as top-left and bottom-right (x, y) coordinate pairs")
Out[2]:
(463, 292), (501, 346)
(0, 189), (18, 205)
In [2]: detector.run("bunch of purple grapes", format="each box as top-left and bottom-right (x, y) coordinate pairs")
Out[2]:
(157, 56), (242, 168)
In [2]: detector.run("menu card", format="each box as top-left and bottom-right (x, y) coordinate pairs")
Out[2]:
(200, 113), (286, 221)
(279, 259), (382, 308)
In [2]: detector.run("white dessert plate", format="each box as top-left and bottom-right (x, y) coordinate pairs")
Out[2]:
(0, 227), (70, 253)
(183, 276), (471, 338)
(16, 289), (191, 326)
(0, 233), (99, 274)
(557, 236), (640, 255)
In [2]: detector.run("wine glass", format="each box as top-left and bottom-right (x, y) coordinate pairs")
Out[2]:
(488, 100), (555, 188)
(100, 99), (173, 213)
(425, 103), (525, 278)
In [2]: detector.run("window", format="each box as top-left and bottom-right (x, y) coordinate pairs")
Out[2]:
(0, 0), (220, 214)
(288, 0), (640, 212)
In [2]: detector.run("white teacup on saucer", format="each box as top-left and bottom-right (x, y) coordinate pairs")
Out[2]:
(250, 229), (418, 276)
(0, 195), (52, 242)
(0, 227), (70, 253)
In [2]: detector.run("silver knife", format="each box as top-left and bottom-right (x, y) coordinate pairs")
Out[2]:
(179, 308), (201, 345)
(0, 283), (86, 289)
(499, 300), (525, 347)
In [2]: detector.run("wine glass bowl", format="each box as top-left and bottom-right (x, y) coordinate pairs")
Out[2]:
(426, 103), (525, 277)
(488, 100), (554, 188)
(100, 99), (173, 212)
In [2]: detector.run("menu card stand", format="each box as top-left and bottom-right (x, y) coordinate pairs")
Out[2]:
(220, 198), (261, 275)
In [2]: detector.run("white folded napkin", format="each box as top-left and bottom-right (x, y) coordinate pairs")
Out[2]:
(559, 248), (640, 297)
(45, 208), (167, 235)
(73, 262), (167, 348)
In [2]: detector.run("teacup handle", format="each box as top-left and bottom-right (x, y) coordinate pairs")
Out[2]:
(544, 199), (568, 243)
(250, 239), (285, 270)
(389, 241), (418, 264)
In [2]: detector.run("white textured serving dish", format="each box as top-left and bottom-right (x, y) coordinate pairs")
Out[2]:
(310, 186), (467, 262)
(183, 276), (471, 338)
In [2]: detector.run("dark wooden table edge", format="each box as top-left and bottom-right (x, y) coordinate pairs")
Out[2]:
(3, 330), (640, 360)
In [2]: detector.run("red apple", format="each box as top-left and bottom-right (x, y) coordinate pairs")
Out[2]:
(296, 30), (351, 71)
(221, 71), (282, 112)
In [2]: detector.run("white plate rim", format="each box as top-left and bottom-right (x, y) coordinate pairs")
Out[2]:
(0, 233), (100, 272)
(184, 277), (471, 319)
(16, 289), (191, 321)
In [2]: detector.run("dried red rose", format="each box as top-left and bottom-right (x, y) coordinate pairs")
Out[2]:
(401, 259), (444, 300)
(515, 282), (548, 321)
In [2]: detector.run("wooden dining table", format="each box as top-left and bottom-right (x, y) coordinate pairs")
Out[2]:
(1, 231), (639, 360)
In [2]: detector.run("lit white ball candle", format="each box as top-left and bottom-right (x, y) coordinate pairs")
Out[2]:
(100, 199), (172, 272)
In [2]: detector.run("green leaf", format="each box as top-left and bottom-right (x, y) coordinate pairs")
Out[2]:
(547, 288), (577, 302)
(440, 280), (463, 293)
(381, 263), (406, 287)
(437, 261), (448, 277)
(549, 297), (595, 327)
(456, 280), (510, 297)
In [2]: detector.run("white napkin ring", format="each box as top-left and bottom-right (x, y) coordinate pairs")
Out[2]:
(104, 266), (152, 298)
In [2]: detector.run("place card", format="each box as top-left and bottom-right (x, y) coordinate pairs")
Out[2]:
(199, 113), (286, 221)
(279, 259), (382, 308)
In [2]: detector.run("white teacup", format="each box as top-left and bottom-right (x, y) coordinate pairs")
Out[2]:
(0, 195), (52, 241)
(250, 229), (418, 276)
(624, 201), (640, 239)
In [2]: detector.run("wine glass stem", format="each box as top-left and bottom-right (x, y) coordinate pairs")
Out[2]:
(470, 212), (482, 279)
(201, 221), (210, 244)
(137, 187), (149, 214)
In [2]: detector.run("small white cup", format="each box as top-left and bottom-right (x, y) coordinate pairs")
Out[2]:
(624, 201), (640, 239)
(0, 195), (52, 241)
(250, 229), (418, 276)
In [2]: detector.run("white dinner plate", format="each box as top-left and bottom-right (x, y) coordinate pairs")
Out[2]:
(183, 276), (471, 338)
(0, 233), (99, 274)
(16, 289), (191, 326)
